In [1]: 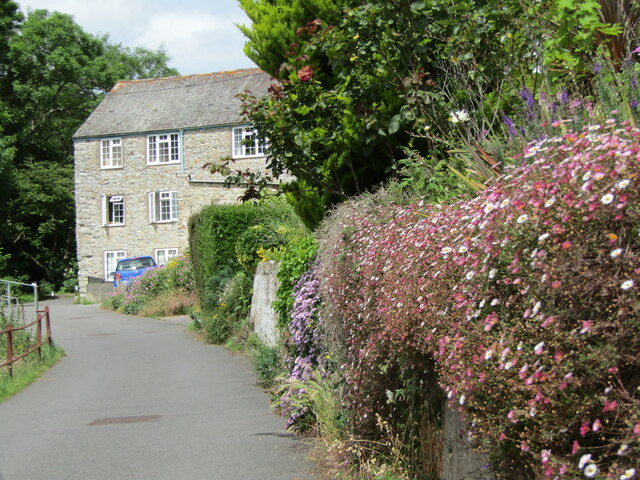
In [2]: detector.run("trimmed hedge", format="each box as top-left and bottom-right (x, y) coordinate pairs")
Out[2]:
(188, 198), (306, 305)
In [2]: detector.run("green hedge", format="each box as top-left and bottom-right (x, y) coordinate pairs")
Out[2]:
(188, 198), (306, 305)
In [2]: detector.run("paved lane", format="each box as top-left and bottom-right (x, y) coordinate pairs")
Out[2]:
(0, 297), (311, 480)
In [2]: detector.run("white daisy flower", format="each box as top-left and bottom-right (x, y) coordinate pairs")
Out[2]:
(484, 349), (493, 360)
(517, 214), (529, 224)
(491, 298), (500, 306)
(601, 193), (615, 205)
(620, 468), (635, 479)
(441, 247), (453, 255)
(544, 197), (556, 208)
(611, 248), (623, 258)
(459, 246), (468, 253)
(582, 171), (592, 181)
(500, 198), (510, 208)
(465, 271), (475, 280)
(621, 279), (634, 290)
(578, 454), (592, 469)
(584, 463), (598, 478)
(616, 179), (630, 189)
(488, 269), (497, 279)
(617, 444), (629, 456)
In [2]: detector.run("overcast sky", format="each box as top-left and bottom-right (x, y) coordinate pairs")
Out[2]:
(16, 0), (256, 75)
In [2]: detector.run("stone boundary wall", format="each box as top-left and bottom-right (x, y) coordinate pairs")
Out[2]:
(248, 260), (495, 478)
(85, 282), (115, 303)
(250, 261), (279, 347)
(442, 404), (494, 480)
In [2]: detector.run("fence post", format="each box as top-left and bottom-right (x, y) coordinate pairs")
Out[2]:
(6, 323), (13, 378)
(36, 312), (42, 361)
(6, 282), (11, 319)
(32, 282), (38, 313)
(44, 306), (53, 348)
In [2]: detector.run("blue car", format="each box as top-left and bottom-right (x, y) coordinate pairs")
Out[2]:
(113, 256), (157, 287)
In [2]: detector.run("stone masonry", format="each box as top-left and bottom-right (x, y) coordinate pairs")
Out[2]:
(74, 127), (267, 295)
(73, 69), (274, 296)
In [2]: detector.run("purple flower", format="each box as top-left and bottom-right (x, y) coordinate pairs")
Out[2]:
(520, 88), (535, 109)
(632, 99), (639, 110)
(594, 62), (603, 74)
(503, 114), (517, 136)
(558, 90), (568, 105)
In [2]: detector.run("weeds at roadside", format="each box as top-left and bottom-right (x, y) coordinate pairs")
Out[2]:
(0, 344), (65, 403)
(246, 333), (284, 388)
(137, 291), (198, 318)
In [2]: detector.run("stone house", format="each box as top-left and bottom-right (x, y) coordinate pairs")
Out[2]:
(73, 68), (273, 296)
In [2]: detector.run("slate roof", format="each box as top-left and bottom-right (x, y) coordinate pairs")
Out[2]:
(73, 68), (272, 139)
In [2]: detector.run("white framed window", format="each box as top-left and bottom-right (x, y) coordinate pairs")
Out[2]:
(147, 133), (180, 164)
(232, 126), (267, 158)
(105, 250), (126, 281)
(148, 191), (178, 223)
(155, 248), (179, 266)
(100, 138), (123, 168)
(101, 195), (125, 226)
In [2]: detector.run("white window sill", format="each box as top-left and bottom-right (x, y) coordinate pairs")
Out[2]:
(147, 160), (181, 166)
(150, 220), (178, 224)
(231, 154), (266, 160)
(103, 223), (125, 227)
(100, 165), (124, 170)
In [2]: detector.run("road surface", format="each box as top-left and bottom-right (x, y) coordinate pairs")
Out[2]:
(0, 297), (312, 480)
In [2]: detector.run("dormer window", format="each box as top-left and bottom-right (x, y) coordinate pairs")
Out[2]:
(147, 133), (180, 164)
(232, 126), (267, 158)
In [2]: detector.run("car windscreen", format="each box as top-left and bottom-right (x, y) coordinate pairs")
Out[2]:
(138, 257), (156, 267)
(116, 258), (156, 271)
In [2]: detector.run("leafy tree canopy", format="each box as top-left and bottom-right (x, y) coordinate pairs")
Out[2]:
(238, 0), (347, 75)
(238, 0), (546, 225)
(236, 0), (635, 227)
(0, 7), (179, 286)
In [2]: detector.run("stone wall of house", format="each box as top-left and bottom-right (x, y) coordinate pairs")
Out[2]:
(74, 126), (268, 296)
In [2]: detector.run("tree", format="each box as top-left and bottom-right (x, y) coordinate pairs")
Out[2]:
(238, 0), (550, 226)
(0, 1), (21, 203)
(237, 0), (634, 227)
(238, 0), (347, 75)
(0, 9), (179, 286)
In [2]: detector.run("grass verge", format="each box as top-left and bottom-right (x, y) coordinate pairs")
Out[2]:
(0, 344), (65, 403)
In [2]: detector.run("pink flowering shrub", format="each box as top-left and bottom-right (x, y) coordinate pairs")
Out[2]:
(317, 123), (640, 478)
(113, 256), (196, 315)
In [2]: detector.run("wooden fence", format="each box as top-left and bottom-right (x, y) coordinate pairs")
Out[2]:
(0, 306), (53, 377)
